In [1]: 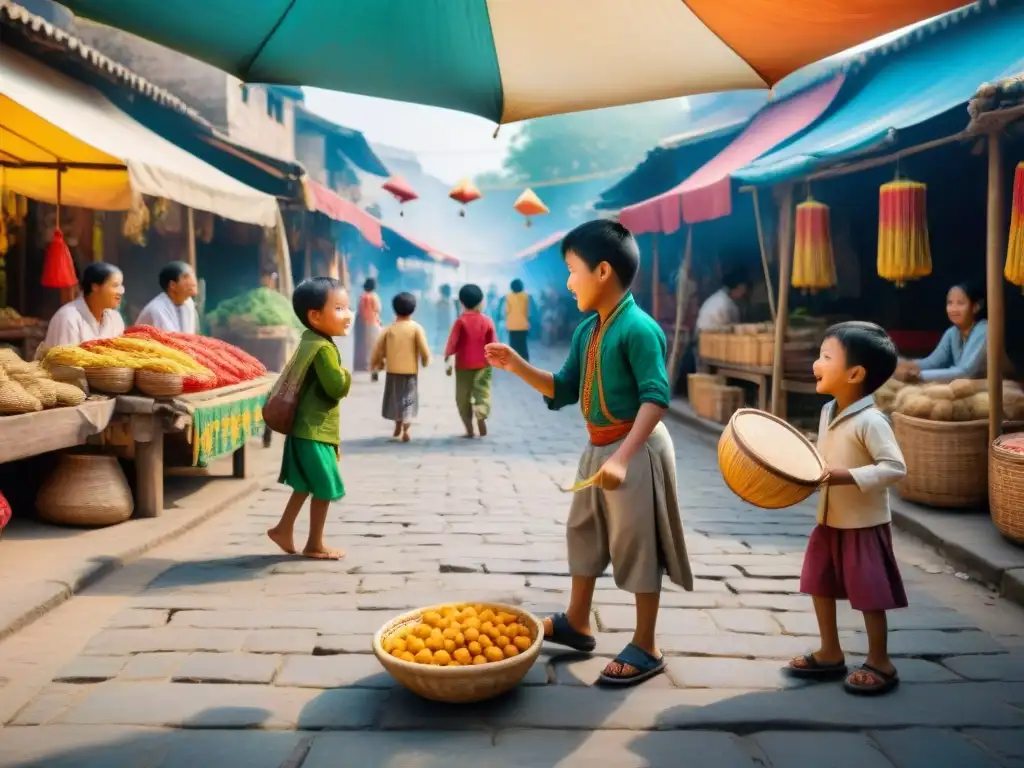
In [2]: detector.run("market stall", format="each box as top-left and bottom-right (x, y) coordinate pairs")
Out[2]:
(42, 327), (272, 518)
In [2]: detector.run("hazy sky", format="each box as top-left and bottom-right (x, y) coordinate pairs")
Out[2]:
(302, 16), (941, 184)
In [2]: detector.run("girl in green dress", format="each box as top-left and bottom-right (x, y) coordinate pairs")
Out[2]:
(267, 277), (353, 560)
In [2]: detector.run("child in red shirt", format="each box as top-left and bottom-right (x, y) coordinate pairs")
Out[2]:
(445, 284), (497, 437)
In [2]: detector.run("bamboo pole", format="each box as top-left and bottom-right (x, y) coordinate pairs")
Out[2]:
(770, 185), (795, 417)
(986, 132), (1006, 444)
(750, 188), (777, 321)
(667, 227), (694, 384)
(651, 234), (660, 321)
(185, 208), (197, 270)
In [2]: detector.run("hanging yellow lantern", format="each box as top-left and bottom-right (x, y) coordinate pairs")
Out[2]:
(877, 179), (931, 287)
(792, 198), (836, 293)
(1005, 162), (1024, 288)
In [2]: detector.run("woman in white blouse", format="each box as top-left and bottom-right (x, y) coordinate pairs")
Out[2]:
(39, 262), (125, 355)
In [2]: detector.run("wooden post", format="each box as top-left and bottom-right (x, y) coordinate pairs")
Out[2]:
(667, 227), (694, 384)
(651, 235), (660, 322)
(986, 132), (1006, 444)
(185, 208), (197, 270)
(132, 414), (164, 518)
(770, 185), (795, 417)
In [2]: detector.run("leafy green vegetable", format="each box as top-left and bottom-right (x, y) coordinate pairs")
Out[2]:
(207, 287), (301, 330)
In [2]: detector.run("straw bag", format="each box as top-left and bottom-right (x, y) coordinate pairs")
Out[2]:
(261, 375), (298, 435)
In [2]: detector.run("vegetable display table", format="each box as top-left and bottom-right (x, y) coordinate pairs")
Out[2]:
(107, 376), (274, 517)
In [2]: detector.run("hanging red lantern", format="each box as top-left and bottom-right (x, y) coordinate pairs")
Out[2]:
(792, 198), (836, 293)
(41, 229), (77, 292)
(383, 176), (418, 217)
(449, 178), (482, 217)
(513, 188), (549, 228)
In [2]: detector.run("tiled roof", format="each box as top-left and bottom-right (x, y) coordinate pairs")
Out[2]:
(968, 70), (1024, 131)
(0, 0), (202, 120)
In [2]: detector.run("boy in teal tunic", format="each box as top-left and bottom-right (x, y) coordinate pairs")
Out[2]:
(267, 277), (353, 560)
(486, 220), (692, 687)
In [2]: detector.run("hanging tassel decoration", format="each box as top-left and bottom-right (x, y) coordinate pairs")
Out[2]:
(1005, 161), (1024, 290)
(877, 179), (931, 288)
(42, 170), (78, 298)
(791, 198), (836, 293)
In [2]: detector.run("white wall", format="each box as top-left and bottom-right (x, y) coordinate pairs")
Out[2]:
(225, 79), (297, 161)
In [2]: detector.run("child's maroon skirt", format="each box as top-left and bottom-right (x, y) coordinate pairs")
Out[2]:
(800, 523), (908, 612)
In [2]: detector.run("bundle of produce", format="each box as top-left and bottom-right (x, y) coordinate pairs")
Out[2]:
(877, 179), (932, 287)
(125, 326), (267, 390)
(792, 198), (836, 292)
(0, 355), (84, 414)
(45, 339), (215, 392)
(889, 378), (1024, 422)
(207, 287), (302, 331)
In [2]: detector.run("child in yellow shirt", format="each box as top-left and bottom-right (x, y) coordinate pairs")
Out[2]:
(370, 292), (431, 442)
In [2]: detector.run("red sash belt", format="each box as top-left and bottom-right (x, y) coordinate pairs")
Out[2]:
(587, 420), (634, 447)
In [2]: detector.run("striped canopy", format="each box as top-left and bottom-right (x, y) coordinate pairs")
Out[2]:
(60, 0), (973, 124)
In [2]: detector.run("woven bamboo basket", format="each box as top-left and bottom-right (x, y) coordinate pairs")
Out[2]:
(989, 433), (1024, 543)
(757, 335), (775, 367)
(688, 373), (724, 415)
(373, 602), (543, 703)
(85, 367), (134, 394)
(892, 413), (989, 508)
(718, 408), (827, 509)
(36, 453), (133, 527)
(136, 370), (184, 398)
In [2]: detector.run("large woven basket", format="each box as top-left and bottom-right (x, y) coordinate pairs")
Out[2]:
(990, 433), (1024, 543)
(892, 413), (989, 508)
(136, 370), (184, 398)
(373, 602), (543, 703)
(47, 364), (89, 392)
(36, 453), (133, 527)
(85, 366), (134, 394)
(718, 408), (827, 509)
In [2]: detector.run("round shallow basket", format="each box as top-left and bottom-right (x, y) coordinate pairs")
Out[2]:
(36, 453), (133, 527)
(136, 370), (184, 398)
(373, 602), (543, 704)
(990, 433), (1024, 543)
(85, 366), (134, 394)
(892, 413), (988, 508)
(718, 408), (827, 509)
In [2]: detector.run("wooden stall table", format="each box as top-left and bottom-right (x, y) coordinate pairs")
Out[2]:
(0, 398), (116, 465)
(106, 376), (275, 518)
(700, 358), (818, 418)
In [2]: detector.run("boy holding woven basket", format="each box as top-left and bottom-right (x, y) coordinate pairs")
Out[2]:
(787, 321), (908, 696)
(486, 220), (692, 687)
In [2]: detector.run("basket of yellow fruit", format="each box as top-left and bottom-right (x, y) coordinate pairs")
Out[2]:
(373, 602), (543, 703)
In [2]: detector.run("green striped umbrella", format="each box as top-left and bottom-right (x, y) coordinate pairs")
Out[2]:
(61, 0), (973, 123)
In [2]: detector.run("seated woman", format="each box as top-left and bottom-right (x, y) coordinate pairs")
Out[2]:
(901, 282), (986, 383)
(37, 262), (125, 357)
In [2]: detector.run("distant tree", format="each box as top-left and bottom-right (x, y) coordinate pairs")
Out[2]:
(478, 100), (689, 187)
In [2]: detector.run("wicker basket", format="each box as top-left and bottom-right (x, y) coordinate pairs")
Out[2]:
(757, 334), (775, 367)
(718, 408), (827, 509)
(892, 413), (989, 508)
(696, 384), (744, 424)
(36, 453), (133, 527)
(688, 373), (724, 415)
(990, 433), (1024, 543)
(85, 367), (134, 394)
(373, 602), (543, 703)
(136, 370), (184, 398)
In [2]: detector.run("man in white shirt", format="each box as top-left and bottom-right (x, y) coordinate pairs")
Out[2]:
(695, 268), (750, 332)
(136, 262), (199, 334)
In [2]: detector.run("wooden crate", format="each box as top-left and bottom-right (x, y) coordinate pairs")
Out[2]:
(688, 373), (724, 414)
(695, 383), (745, 424)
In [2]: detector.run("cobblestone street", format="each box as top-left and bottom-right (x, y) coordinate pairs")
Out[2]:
(1, 349), (1024, 767)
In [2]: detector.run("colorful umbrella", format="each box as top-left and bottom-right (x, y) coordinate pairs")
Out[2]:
(59, 0), (973, 123)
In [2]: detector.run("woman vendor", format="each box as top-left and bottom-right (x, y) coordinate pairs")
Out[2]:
(353, 277), (382, 380)
(900, 282), (987, 383)
(37, 262), (125, 357)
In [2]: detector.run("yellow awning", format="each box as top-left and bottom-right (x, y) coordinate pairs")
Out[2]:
(0, 47), (278, 226)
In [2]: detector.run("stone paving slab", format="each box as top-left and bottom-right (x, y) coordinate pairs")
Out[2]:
(3, 352), (1024, 766)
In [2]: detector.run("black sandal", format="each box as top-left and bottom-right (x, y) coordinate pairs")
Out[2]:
(844, 664), (899, 696)
(785, 653), (847, 679)
(543, 613), (596, 653)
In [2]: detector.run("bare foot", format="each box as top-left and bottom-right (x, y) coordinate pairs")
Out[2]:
(401, 424), (411, 442)
(267, 527), (296, 555)
(301, 545), (345, 560)
(393, 422), (402, 438)
(477, 418), (487, 437)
